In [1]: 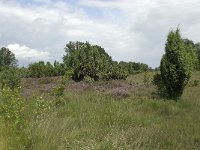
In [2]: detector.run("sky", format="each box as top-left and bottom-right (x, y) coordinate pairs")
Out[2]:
(0, 0), (200, 68)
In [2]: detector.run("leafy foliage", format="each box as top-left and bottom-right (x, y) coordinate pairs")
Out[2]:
(28, 61), (65, 78)
(0, 88), (25, 129)
(63, 41), (114, 80)
(0, 68), (22, 90)
(0, 47), (17, 71)
(63, 41), (148, 81)
(155, 29), (198, 100)
(83, 75), (95, 84)
(118, 61), (149, 74)
(153, 73), (167, 97)
(109, 61), (129, 79)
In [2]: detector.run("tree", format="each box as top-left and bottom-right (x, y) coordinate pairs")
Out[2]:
(63, 41), (114, 81)
(0, 47), (17, 70)
(155, 29), (198, 100)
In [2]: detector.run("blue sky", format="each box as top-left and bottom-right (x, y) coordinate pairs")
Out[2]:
(0, 0), (200, 67)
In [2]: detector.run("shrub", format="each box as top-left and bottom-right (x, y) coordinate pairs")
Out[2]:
(63, 41), (114, 81)
(110, 61), (129, 80)
(156, 29), (198, 100)
(28, 61), (65, 78)
(153, 73), (167, 97)
(83, 75), (95, 84)
(0, 88), (25, 129)
(0, 68), (22, 90)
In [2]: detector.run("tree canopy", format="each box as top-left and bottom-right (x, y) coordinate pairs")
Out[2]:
(0, 47), (17, 70)
(63, 41), (115, 80)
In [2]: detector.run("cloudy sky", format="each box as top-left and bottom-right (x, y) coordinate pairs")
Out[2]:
(0, 0), (200, 68)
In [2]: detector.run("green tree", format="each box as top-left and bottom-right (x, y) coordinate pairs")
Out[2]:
(63, 41), (113, 81)
(156, 29), (198, 100)
(0, 47), (17, 71)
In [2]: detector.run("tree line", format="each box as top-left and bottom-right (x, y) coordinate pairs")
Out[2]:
(0, 42), (149, 80)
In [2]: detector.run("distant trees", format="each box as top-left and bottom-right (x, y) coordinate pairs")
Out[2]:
(0, 47), (17, 71)
(154, 29), (198, 100)
(28, 61), (65, 78)
(0, 42), (149, 81)
(118, 61), (149, 74)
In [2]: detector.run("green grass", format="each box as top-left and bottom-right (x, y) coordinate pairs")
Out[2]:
(1, 72), (200, 149)
(28, 94), (200, 150)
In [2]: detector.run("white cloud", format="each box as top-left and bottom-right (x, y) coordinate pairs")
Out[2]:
(0, 0), (200, 67)
(7, 44), (50, 63)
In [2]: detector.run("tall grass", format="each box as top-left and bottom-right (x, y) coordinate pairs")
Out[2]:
(1, 72), (200, 149)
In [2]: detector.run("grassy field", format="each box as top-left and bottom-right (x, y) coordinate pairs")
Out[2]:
(1, 72), (200, 149)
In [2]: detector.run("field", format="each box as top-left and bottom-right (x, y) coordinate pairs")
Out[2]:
(1, 71), (200, 150)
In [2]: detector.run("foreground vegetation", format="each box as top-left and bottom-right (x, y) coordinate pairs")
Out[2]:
(1, 71), (200, 150)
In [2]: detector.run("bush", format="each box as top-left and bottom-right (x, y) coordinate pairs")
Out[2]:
(28, 61), (65, 78)
(110, 61), (129, 80)
(153, 73), (167, 97)
(156, 29), (198, 100)
(0, 68), (22, 90)
(0, 88), (25, 129)
(83, 75), (95, 84)
(63, 41), (113, 81)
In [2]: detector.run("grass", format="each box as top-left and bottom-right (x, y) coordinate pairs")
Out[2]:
(1, 72), (200, 149)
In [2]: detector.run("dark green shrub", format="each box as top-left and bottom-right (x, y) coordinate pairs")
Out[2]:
(156, 29), (198, 100)
(153, 73), (167, 97)
(63, 41), (113, 81)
